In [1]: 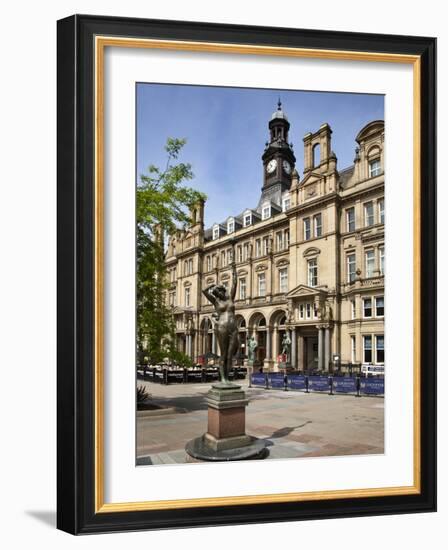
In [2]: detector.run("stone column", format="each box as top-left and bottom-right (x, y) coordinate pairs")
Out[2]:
(318, 326), (324, 371)
(273, 327), (279, 361)
(324, 327), (331, 371)
(266, 328), (271, 360)
(291, 327), (297, 369)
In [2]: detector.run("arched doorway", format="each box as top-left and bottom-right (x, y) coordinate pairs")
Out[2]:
(248, 312), (267, 364)
(235, 315), (247, 359)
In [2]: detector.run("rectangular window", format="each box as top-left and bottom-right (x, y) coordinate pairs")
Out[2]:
(363, 335), (372, 363)
(221, 251), (226, 267)
(206, 256), (211, 272)
(227, 220), (234, 234)
(189, 258), (193, 274)
(364, 201), (374, 227)
(363, 298), (372, 318)
(279, 268), (288, 293)
(237, 246), (242, 263)
(313, 303), (318, 319)
(314, 213), (322, 237)
(351, 336), (356, 363)
(239, 278), (246, 300)
(213, 227), (219, 240)
(262, 236), (269, 256)
(299, 304), (304, 319)
(365, 249), (375, 278)
(375, 296), (384, 317)
(227, 249), (232, 265)
(283, 197), (291, 211)
(306, 303), (311, 319)
(378, 198), (385, 224)
(243, 243), (249, 261)
(307, 258), (318, 287)
(255, 239), (261, 258)
(284, 229), (290, 247)
(379, 246), (385, 275)
(185, 287), (190, 307)
(376, 335), (384, 363)
(262, 205), (270, 220)
(346, 207), (355, 232)
(244, 213), (251, 227)
(369, 159), (381, 178)
(169, 292), (174, 306)
(347, 253), (356, 283)
(304, 217), (311, 240)
(258, 273), (266, 297)
(276, 231), (283, 251)
(351, 299), (356, 319)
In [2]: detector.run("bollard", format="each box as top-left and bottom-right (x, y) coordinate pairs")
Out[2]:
(329, 376), (334, 396)
(163, 368), (168, 385)
(305, 375), (309, 393)
(356, 375), (361, 397)
(283, 374), (288, 391)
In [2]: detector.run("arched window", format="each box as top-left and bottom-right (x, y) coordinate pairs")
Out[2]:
(312, 143), (321, 167)
(258, 317), (266, 328)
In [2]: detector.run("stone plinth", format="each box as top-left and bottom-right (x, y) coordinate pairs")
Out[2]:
(185, 383), (267, 461)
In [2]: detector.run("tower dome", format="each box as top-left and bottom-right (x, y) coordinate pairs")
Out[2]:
(271, 99), (288, 121)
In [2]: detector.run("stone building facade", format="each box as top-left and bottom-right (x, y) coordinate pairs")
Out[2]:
(164, 102), (385, 372)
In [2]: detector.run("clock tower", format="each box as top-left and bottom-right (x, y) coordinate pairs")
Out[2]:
(260, 100), (296, 205)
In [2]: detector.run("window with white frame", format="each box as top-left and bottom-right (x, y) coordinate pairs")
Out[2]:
(369, 159), (381, 178)
(221, 251), (226, 267)
(379, 245), (385, 275)
(351, 335), (356, 363)
(282, 195), (291, 212)
(227, 249), (232, 265)
(213, 225), (220, 240)
(276, 231), (283, 251)
(239, 278), (246, 300)
(363, 335), (372, 362)
(307, 258), (318, 287)
(365, 249), (375, 278)
(313, 302), (318, 319)
(262, 236), (269, 256)
(237, 246), (242, 263)
(243, 243), (249, 261)
(255, 239), (261, 258)
(306, 303), (311, 319)
(206, 255), (211, 272)
(376, 335), (384, 363)
(258, 273), (266, 297)
(169, 292), (175, 306)
(347, 253), (356, 283)
(351, 299), (356, 319)
(262, 203), (271, 220)
(378, 198), (384, 224)
(304, 217), (311, 240)
(184, 287), (191, 307)
(284, 229), (290, 247)
(314, 213), (322, 237)
(227, 218), (234, 234)
(364, 202), (374, 227)
(375, 296), (384, 317)
(279, 268), (288, 293)
(346, 207), (355, 232)
(299, 304), (304, 319)
(363, 297), (373, 318)
(243, 212), (252, 227)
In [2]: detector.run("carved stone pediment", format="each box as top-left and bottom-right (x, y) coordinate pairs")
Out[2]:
(237, 269), (248, 276)
(276, 258), (290, 267)
(255, 264), (268, 272)
(303, 247), (321, 258)
(183, 280), (192, 287)
(286, 284), (326, 299)
(206, 277), (215, 285)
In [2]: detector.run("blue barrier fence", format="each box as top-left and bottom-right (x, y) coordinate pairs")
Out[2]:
(250, 373), (384, 397)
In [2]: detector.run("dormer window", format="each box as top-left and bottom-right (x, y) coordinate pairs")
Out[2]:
(243, 211), (252, 227)
(227, 218), (235, 234)
(261, 203), (271, 220)
(282, 195), (291, 212)
(212, 224), (220, 240)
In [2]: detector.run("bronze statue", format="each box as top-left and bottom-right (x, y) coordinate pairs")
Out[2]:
(247, 335), (258, 363)
(281, 331), (291, 359)
(202, 257), (239, 385)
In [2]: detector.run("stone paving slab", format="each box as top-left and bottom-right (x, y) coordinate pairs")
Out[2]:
(136, 380), (384, 465)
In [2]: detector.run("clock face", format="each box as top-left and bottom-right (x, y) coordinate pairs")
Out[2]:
(266, 159), (277, 174)
(282, 160), (291, 174)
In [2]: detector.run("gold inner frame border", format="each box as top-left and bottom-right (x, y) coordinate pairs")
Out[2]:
(94, 35), (421, 514)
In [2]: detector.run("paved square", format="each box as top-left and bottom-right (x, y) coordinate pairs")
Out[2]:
(137, 380), (384, 465)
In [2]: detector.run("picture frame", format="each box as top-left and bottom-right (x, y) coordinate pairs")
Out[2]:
(57, 14), (436, 534)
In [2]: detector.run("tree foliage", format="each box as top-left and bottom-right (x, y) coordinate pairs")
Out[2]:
(136, 138), (206, 365)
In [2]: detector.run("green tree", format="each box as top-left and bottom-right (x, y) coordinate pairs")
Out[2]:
(137, 138), (206, 365)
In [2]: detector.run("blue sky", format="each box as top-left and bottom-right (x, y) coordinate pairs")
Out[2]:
(136, 84), (384, 228)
